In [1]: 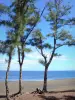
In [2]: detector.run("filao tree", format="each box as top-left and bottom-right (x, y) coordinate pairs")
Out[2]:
(0, 39), (14, 100)
(0, 0), (47, 96)
(0, 0), (39, 95)
(12, 0), (39, 94)
(0, 3), (15, 100)
(12, 0), (48, 94)
(30, 0), (75, 92)
(10, 0), (48, 94)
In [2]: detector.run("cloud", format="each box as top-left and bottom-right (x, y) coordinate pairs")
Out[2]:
(53, 55), (68, 61)
(0, 51), (69, 64)
(0, 50), (74, 71)
(26, 51), (69, 62)
(23, 59), (38, 65)
(0, 59), (5, 63)
(26, 51), (42, 59)
(0, 52), (69, 66)
(26, 51), (51, 60)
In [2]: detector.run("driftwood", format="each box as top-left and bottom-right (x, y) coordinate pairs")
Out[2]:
(31, 88), (43, 94)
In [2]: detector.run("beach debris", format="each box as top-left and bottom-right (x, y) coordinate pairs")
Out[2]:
(31, 88), (43, 94)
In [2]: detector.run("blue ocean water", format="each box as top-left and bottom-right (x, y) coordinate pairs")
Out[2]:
(0, 71), (75, 81)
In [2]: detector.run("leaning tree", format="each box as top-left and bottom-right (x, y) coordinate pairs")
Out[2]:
(30, 0), (75, 92)
(0, 3), (15, 100)
(0, 39), (15, 100)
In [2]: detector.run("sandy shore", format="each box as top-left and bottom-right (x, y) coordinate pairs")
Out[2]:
(0, 78), (75, 100)
(0, 78), (75, 94)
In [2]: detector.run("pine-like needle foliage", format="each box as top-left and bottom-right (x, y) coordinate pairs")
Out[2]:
(30, 0), (75, 92)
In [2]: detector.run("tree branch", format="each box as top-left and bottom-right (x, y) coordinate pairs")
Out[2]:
(47, 38), (56, 66)
(35, 47), (41, 55)
(18, 47), (21, 65)
(21, 44), (24, 64)
(56, 41), (75, 49)
(25, 2), (48, 42)
(40, 37), (47, 64)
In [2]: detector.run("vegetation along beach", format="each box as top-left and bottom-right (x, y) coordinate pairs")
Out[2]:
(0, 0), (75, 100)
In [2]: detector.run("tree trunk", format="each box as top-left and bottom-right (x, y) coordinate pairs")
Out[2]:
(19, 64), (22, 94)
(43, 66), (48, 92)
(5, 55), (11, 100)
(18, 45), (24, 94)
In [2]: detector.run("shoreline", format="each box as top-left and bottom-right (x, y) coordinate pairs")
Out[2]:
(0, 77), (75, 82)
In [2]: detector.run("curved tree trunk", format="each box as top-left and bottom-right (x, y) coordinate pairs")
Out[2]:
(43, 66), (48, 92)
(18, 45), (24, 94)
(5, 54), (11, 100)
(19, 64), (22, 94)
(42, 38), (56, 92)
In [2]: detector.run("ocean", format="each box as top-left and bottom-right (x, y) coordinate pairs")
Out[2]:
(0, 71), (75, 81)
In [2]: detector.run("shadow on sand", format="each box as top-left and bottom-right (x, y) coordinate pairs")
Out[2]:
(38, 95), (75, 100)
(39, 95), (58, 100)
(0, 95), (6, 98)
(0, 90), (75, 100)
(0, 92), (19, 99)
(64, 95), (75, 100)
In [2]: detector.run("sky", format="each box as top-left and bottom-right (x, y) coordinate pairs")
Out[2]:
(0, 0), (75, 71)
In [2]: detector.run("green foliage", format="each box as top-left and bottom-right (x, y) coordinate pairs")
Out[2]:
(45, 0), (72, 30)
(32, 29), (43, 38)
(24, 48), (32, 53)
(46, 33), (52, 37)
(54, 53), (61, 57)
(57, 30), (72, 41)
(0, 0), (40, 73)
(39, 59), (45, 66)
(67, 39), (75, 46)
(0, 40), (14, 56)
(68, 17), (75, 25)
(0, 4), (9, 14)
(0, 0), (39, 42)
(30, 0), (75, 70)
(37, 45), (43, 49)
(0, 20), (13, 27)
(43, 43), (52, 49)
(45, 0), (74, 48)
